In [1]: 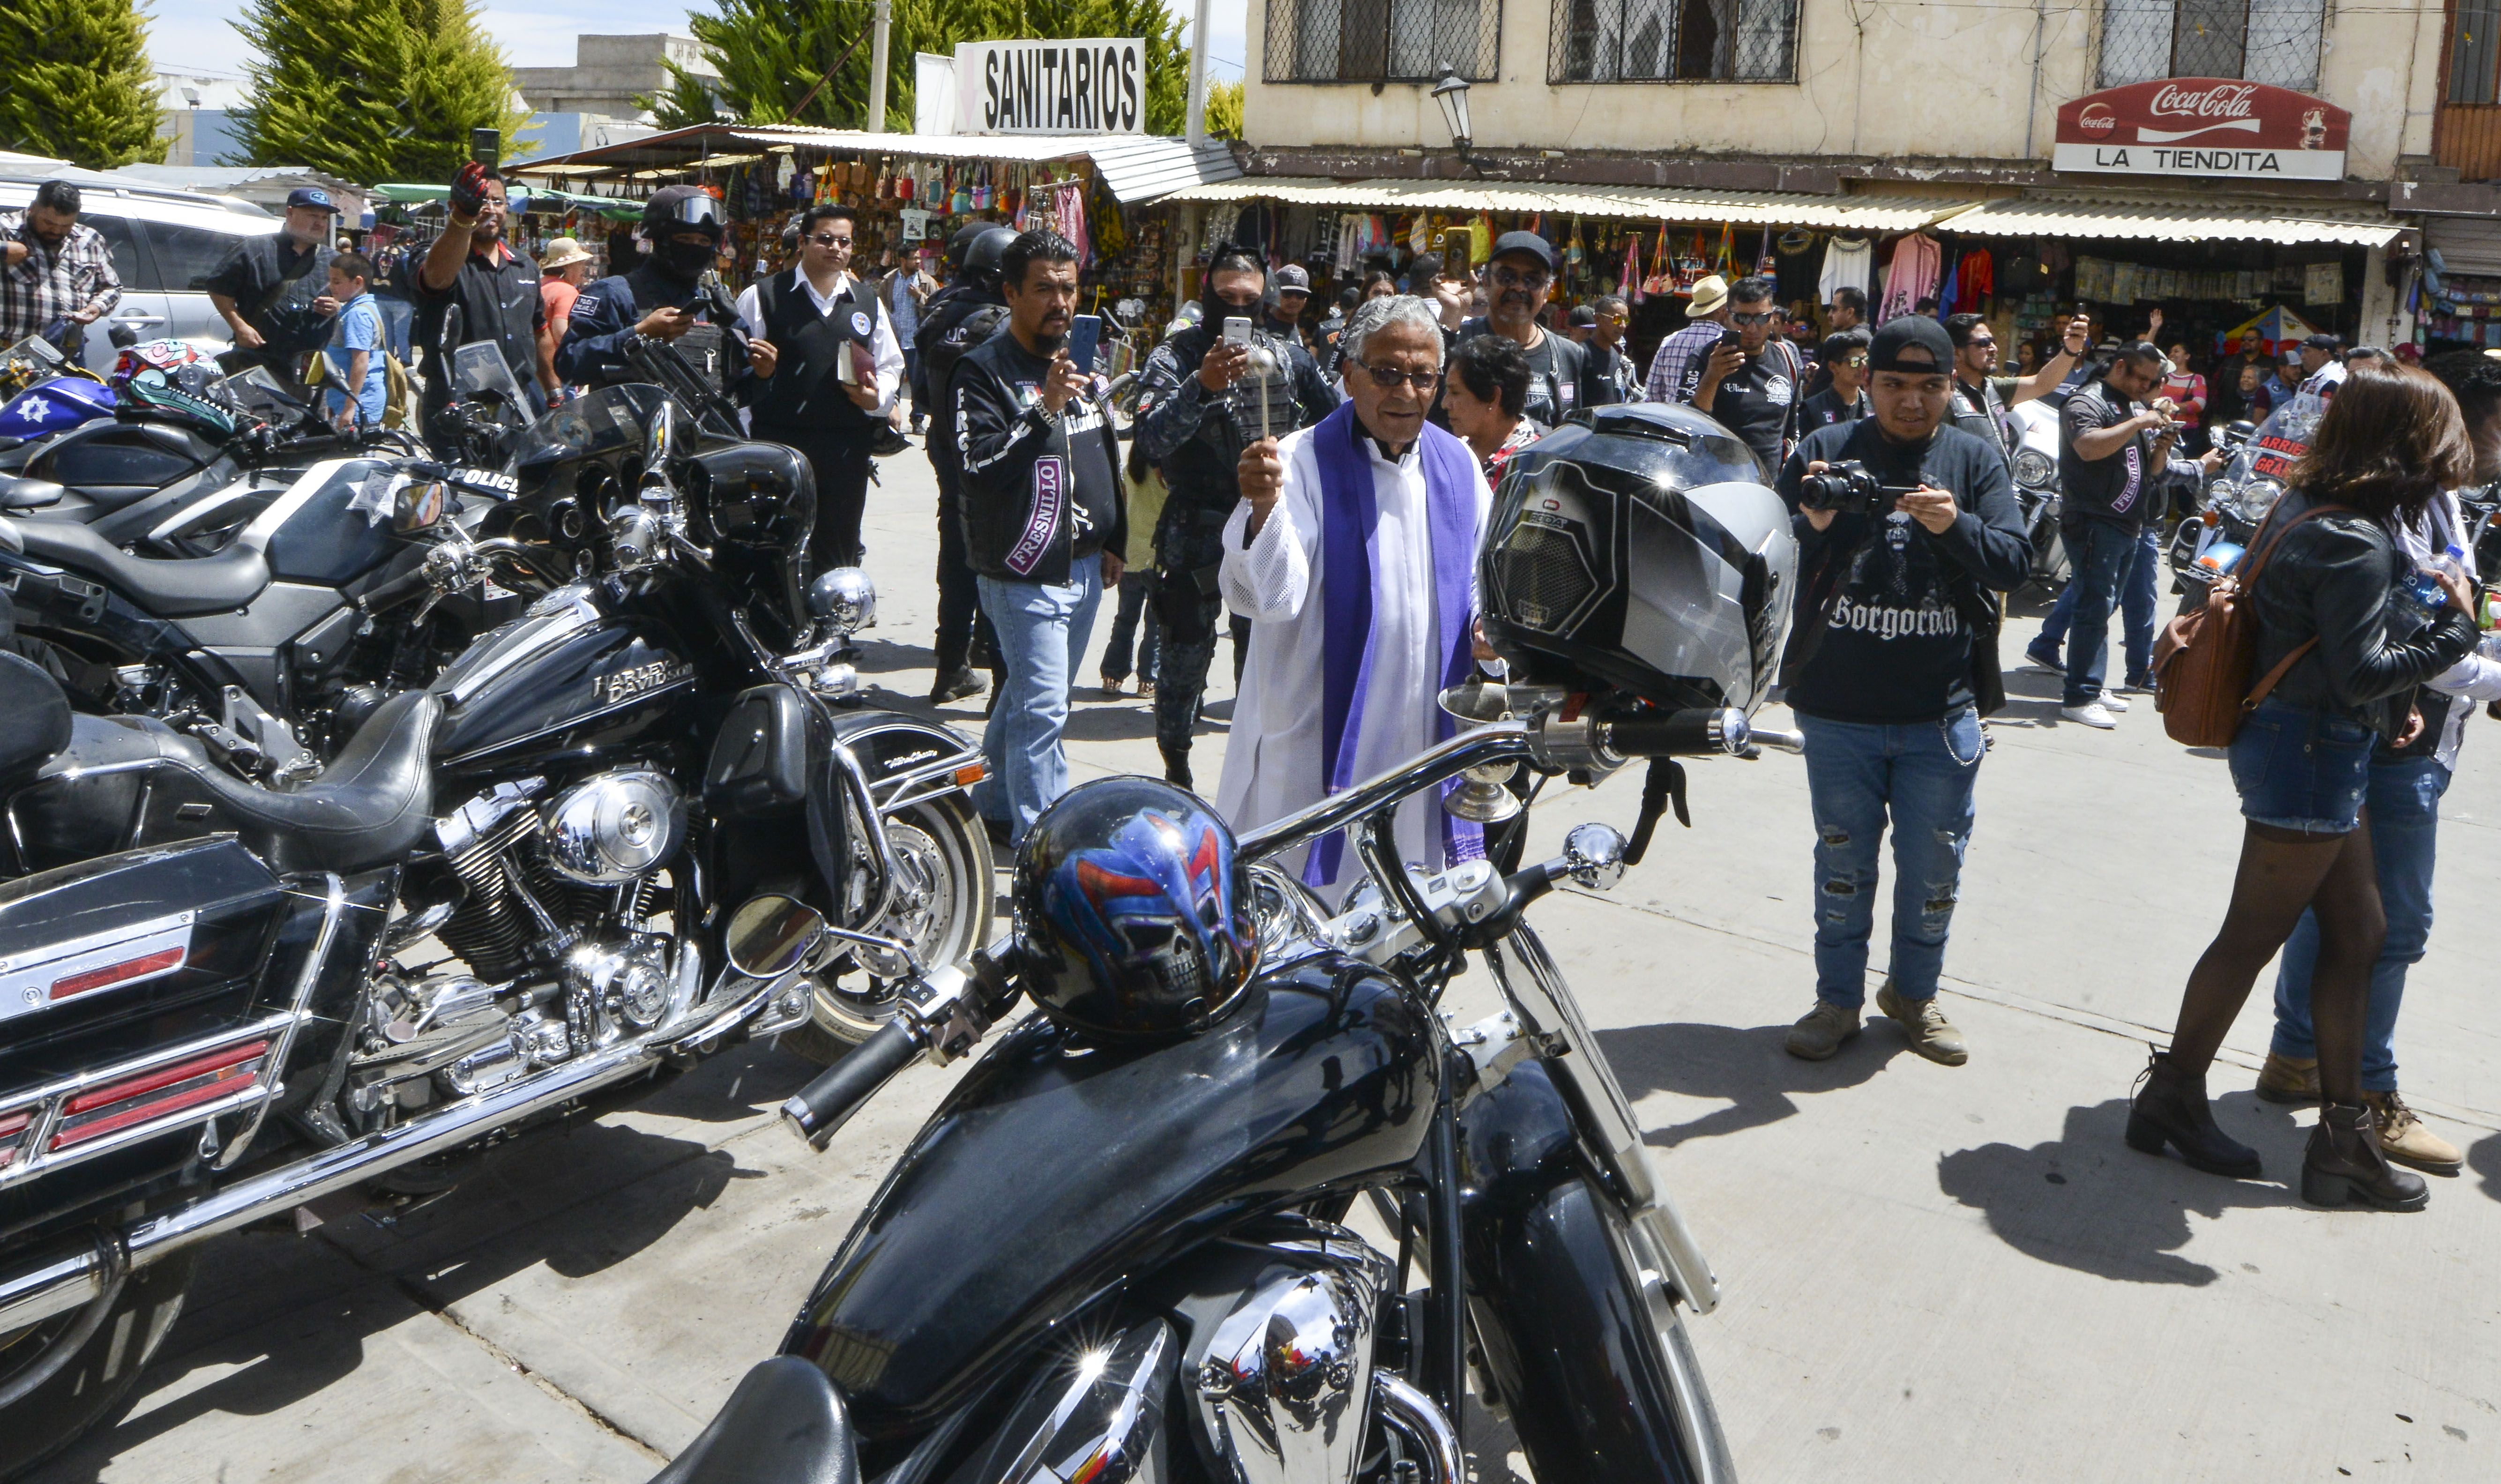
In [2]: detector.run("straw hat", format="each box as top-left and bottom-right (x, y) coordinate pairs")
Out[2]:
(540, 236), (593, 270)
(1687, 274), (1729, 315)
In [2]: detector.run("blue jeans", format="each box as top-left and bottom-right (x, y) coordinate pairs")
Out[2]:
(975, 555), (1105, 847)
(2055, 520), (2148, 704)
(1799, 707), (1986, 1006)
(2036, 522), (2159, 687)
(2269, 755), (2449, 1090)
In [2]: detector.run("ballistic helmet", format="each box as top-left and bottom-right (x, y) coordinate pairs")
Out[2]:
(643, 185), (725, 242)
(1011, 777), (1259, 1042)
(1478, 401), (1797, 714)
(959, 228), (1018, 291)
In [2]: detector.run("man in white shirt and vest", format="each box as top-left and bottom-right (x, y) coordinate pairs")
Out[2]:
(737, 203), (907, 577)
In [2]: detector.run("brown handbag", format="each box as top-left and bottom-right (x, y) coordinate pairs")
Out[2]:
(2151, 504), (2351, 747)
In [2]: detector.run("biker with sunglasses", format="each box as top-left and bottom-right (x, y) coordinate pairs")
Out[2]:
(1443, 231), (1613, 431)
(1671, 273), (1799, 472)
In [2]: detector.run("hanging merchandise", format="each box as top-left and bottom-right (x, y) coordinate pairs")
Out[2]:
(2305, 261), (2344, 306)
(1623, 231), (1644, 302)
(1935, 252), (1958, 323)
(1672, 230), (1707, 295)
(1951, 248), (1992, 314)
(1714, 223), (1736, 279)
(1818, 234), (1874, 302)
(1410, 214), (1429, 254)
(1566, 216), (1585, 271)
(1641, 231), (1676, 298)
(1876, 233), (1941, 322)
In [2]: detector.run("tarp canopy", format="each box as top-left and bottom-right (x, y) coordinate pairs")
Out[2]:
(1159, 176), (1959, 232)
(2223, 304), (2322, 353)
(1930, 194), (2403, 247)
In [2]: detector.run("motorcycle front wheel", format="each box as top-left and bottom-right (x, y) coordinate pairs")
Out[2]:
(782, 791), (996, 1065)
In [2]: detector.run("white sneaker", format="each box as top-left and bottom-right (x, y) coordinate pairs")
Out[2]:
(2098, 690), (2130, 712)
(2061, 702), (2118, 729)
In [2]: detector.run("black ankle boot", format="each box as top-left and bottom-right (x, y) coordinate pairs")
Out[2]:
(1162, 752), (1193, 792)
(2302, 1102), (2430, 1211)
(2126, 1048), (2262, 1178)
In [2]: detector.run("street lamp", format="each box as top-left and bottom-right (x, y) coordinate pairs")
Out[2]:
(1430, 68), (1473, 164)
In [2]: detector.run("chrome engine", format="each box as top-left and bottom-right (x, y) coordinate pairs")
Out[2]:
(344, 770), (695, 1126)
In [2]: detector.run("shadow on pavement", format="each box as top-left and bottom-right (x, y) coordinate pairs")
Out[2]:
(27, 1041), (811, 1482)
(1936, 1092), (2306, 1286)
(1597, 1021), (1906, 1148)
(2467, 1128), (2501, 1204)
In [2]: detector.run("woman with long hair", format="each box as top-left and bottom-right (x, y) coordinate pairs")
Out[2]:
(2130, 364), (2481, 1211)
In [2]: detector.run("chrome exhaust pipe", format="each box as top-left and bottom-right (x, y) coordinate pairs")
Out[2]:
(0, 965), (790, 1333)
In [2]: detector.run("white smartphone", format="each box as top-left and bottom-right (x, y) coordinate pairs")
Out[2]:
(1222, 316), (1252, 346)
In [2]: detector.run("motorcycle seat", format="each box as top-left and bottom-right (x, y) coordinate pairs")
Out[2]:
(0, 652), (71, 782)
(12, 516), (271, 619)
(650, 1359), (859, 1484)
(179, 689), (443, 876)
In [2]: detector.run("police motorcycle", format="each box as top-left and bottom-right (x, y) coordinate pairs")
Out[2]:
(0, 386), (991, 1475)
(648, 402), (1784, 1484)
(0, 335), (114, 448)
(2167, 409), (2305, 600)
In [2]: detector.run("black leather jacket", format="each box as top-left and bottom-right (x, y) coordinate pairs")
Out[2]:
(2248, 494), (2479, 740)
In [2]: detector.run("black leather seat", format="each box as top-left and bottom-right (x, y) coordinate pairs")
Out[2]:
(0, 652), (72, 782)
(650, 1359), (859, 1484)
(183, 689), (443, 876)
(13, 516), (270, 618)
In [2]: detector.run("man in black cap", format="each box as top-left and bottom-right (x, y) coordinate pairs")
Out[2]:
(2284, 332), (2347, 419)
(1132, 242), (1336, 789)
(558, 184), (769, 396)
(1773, 316), (2031, 1069)
(1448, 230), (1607, 430)
(914, 222), (1019, 704)
(1676, 274), (1798, 472)
(202, 185), (342, 383)
(411, 164), (559, 438)
(1586, 293), (1640, 403)
(1263, 263), (1313, 350)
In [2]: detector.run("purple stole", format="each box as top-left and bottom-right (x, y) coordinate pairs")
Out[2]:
(1306, 401), (1486, 888)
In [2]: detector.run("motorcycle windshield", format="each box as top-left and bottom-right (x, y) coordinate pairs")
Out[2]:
(2209, 404), (2316, 525)
(506, 384), (683, 474)
(450, 341), (530, 411)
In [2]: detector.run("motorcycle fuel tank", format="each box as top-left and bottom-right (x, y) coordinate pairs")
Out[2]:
(783, 955), (1434, 1437)
(430, 589), (698, 772)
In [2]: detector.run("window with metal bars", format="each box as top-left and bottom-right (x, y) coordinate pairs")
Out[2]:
(1262, 0), (1502, 81)
(1547, 0), (1799, 81)
(2097, 0), (2325, 90)
(2451, 0), (2501, 104)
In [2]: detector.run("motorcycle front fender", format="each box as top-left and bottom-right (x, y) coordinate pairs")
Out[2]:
(1458, 1058), (1736, 1484)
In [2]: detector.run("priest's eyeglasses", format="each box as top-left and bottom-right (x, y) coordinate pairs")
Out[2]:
(1356, 362), (1443, 391)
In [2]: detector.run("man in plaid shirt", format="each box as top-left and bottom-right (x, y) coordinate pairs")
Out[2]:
(1642, 272), (1732, 403)
(0, 182), (121, 353)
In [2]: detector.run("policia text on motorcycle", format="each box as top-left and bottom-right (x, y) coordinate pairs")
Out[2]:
(1775, 316), (2033, 1069)
(736, 203), (907, 576)
(1133, 245), (1337, 790)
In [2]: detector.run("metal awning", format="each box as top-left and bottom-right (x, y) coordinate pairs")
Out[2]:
(1930, 194), (2404, 247)
(509, 124), (1237, 203)
(1156, 176), (1962, 231)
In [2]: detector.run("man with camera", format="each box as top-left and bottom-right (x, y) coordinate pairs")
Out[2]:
(2051, 342), (2177, 729)
(1776, 318), (2032, 1066)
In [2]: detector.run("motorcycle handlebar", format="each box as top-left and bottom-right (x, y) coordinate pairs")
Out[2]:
(780, 1019), (920, 1151)
(358, 566), (436, 614)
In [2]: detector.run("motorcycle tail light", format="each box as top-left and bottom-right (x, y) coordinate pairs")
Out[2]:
(955, 762), (985, 786)
(0, 1111), (27, 1170)
(50, 1040), (268, 1151)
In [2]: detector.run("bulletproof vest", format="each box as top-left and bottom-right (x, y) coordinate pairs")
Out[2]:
(1159, 323), (1303, 512)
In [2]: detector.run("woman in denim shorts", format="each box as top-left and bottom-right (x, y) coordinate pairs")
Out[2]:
(2130, 365), (2481, 1212)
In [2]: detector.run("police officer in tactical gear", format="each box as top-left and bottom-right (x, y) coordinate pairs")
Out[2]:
(917, 223), (1019, 704)
(1131, 244), (1337, 790)
(556, 186), (768, 396)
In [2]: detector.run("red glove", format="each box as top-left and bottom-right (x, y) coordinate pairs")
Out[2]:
(449, 162), (497, 222)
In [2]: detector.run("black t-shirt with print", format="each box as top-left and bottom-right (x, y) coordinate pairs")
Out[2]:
(1452, 319), (1591, 428)
(1682, 339), (1799, 473)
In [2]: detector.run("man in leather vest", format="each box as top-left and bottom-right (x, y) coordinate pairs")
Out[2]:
(1132, 245), (1338, 790)
(1943, 311), (2088, 468)
(916, 224), (1017, 704)
(735, 203), (904, 578)
(557, 186), (768, 400)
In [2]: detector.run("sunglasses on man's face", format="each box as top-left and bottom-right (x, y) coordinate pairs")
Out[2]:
(1837, 354), (1869, 367)
(1357, 361), (1442, 392)
(1490, 265), (1551, 290)
(1731, 311), (1777, 326)
(807, 234), (853, 249)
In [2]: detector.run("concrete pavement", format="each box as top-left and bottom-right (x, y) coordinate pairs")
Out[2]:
(26, 445), (2501, 1483)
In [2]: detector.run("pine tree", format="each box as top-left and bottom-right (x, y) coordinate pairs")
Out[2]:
(1204, 80), (1242, 140)
(653, 0), (1189, 134)
(0, 0), (165, 169)
(228, 0), (533, 182)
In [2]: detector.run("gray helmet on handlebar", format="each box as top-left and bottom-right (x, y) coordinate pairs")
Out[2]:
(1478, 402), (1798, 715)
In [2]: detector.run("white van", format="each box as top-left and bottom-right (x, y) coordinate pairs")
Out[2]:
(0, 176), (281, 375)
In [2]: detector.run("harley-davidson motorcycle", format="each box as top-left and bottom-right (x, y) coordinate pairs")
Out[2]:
(0, 387), (988, 1475)
(644, 402), (1786, 1483)
(2167, 412), (2294, 597)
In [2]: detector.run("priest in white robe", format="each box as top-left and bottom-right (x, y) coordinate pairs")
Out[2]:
(1216, 295), (1496, 895)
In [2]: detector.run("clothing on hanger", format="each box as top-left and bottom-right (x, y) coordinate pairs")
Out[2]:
(1876, 233), (1941, 323)
(1818, 234), (1873, 302)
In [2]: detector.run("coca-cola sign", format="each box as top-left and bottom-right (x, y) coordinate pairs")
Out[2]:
(2053, 79), (2348, 181)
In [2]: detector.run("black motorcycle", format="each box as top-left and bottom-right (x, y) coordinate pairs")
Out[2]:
(0, 387), (988, 1476)
(649, 690), (1782, 1483)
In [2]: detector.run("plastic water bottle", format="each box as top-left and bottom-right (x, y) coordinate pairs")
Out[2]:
(2398, 544), (2471, 624)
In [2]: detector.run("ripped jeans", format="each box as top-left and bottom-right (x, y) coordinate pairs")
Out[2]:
(1797, 706), (1985, 1007)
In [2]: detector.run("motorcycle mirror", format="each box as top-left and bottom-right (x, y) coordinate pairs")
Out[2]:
(1561, 822), (1629, 891)
(393, 479), (448, 533)
(2222, 420), (2255, 447)
(725, 894), (827, 980)
(807, 567), (877, 634)
(439, 303), (465, 359)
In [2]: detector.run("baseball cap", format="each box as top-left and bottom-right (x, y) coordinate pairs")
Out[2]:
(1487, 230), (1557, 271)
(1868, 317), (1954, 374)
(1273, 264), (1311, 292)
(1568, 304), (1598, 327)
(287, 186), (340, 214)
(2302, 333), (2342, 351)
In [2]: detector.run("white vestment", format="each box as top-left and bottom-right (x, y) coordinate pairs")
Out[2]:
(1213, 419), (1494, 894)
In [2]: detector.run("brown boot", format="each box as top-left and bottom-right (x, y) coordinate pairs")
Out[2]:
(2365, 1090), (2462, 1176)
(2254, 1051), (2321, 1105)
(2301, 1102), (2429, 1211)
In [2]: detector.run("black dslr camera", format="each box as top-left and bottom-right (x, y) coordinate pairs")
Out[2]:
(1799, 460), (1921, 516)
